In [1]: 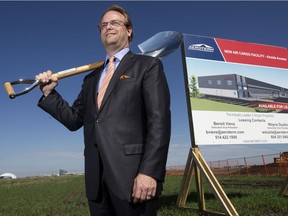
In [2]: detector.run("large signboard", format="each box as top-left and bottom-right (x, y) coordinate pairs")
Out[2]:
(182, 33), (288, 145)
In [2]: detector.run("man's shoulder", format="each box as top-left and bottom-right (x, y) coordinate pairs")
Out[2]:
(82, 63), (103, 81)
(129, 52), (162, 64)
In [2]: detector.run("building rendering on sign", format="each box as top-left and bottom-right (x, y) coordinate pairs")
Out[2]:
(197, 74), (288, 102)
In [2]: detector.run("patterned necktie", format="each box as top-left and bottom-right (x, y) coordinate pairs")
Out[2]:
(97, 56), (115, 109)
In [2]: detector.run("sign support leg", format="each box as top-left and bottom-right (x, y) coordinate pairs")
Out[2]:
(279, 175), (288, 196)
(177, 146), (239, 216)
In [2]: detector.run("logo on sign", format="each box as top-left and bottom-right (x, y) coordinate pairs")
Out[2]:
(188, 44), (214, 52)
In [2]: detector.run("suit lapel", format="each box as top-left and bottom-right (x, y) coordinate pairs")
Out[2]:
(99, 52), (136, 111)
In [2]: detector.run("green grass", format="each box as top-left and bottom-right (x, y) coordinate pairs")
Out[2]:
(0, 175), (287, 216)
(0, 176), (89, 216)
(190, 97), (257, 112)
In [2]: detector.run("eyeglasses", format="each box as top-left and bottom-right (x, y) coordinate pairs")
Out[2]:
(99, 20), (126, 30)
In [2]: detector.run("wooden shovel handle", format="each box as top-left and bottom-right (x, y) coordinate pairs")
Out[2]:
(54, 61), (104, 80)
(4, 61), (105, 99)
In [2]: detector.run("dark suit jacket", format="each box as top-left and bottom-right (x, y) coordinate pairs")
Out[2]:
(38, 51), (171, 202)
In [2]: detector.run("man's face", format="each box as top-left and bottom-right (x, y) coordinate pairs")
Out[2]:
(100, 11), (132, 53)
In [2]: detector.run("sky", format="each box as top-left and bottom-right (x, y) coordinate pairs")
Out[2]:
(1, 1), (288, 177)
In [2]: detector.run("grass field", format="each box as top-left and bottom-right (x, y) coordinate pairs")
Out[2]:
(190, 97), (257, 112)
(0, 175), (287, 216)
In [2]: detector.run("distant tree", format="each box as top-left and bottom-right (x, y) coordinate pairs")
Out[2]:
(59, 169), (67, 176)
(189, 75), (199, 97)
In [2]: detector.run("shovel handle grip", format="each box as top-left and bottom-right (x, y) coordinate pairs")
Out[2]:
(4, 61), (105, 99)
(4, 82), (15, 97)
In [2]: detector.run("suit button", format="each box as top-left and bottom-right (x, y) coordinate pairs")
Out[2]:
(96, 119), (102, 123)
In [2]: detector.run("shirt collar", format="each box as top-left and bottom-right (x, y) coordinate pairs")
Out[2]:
(105, 48), (130, 65)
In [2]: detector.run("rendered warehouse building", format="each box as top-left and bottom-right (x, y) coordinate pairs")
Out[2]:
(197, 74), (288, 101)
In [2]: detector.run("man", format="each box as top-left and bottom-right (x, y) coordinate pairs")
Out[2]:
(36, 5), (171, 216)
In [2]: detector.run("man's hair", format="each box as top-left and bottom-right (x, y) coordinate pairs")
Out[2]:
(100, 5), (134, 43)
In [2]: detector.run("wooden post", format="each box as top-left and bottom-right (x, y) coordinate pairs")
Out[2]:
(244, 157), (249, 176)
(261, 155), (268, 176)
(279, 175), (288, 197)
(177, 148), (194, 207)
